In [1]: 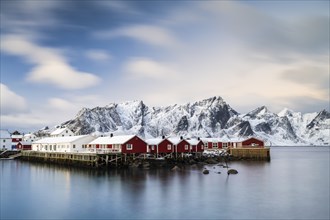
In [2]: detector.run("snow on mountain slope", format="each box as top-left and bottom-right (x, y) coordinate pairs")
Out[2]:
(53, 96), (329, 146)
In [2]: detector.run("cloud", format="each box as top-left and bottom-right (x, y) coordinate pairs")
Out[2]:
(85, 49), (112, 62)
(281, 65), (329, 91)
(95, 25), (178, 47)
(198, 1), (329, 59)
(0, 84), (28, 115)
(94, 1), (141, 15)
(1, 0), (60, 37)
(1, 35), (100, 89)
(124, 57), (178, 79)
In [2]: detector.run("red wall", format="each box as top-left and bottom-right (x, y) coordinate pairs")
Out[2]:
(12, 138), (22, 142)
(149, 145), (157, 153)
(16, 143), (31, 150)
(242, 138), (264, 147)
(191, 141), (205, 152)
(122, 136), (147, 154)
(158, 139), (173, 153)
(176, 140), (190, 153)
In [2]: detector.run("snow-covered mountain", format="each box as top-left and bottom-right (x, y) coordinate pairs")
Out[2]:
(53, 96), (328, 146)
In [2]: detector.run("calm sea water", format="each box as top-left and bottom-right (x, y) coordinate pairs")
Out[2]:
(1, 147), (329, 220)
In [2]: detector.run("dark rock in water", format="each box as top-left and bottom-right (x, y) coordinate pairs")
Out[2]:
(203, 169), (210, 174)
(227, 169), (238, 175)
(171, 166), (181, 171)
(217, 172), (221, 174)
(223, 165), (228, 168)
(205, 158), (218, 164)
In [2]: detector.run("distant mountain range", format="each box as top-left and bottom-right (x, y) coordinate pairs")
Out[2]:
(37, 96), (329, 146)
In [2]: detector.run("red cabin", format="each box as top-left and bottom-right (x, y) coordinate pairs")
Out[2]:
(146, 138), (173, 154)
(187, 139), (205, 152)
(242, 137), (264, 148)
(16, 142), (32, 150)
(168, 137), (190, 153)
(201, 138), (224, 149)
(121, 135), (148, 154)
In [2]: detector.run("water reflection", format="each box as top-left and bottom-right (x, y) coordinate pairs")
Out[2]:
(1, 147), (329, 219)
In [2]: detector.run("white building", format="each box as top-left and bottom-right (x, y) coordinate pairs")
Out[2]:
(50, 128), (74, 137)
(32, 135), (96, 153)
(23, 133), (38, 144)
(0, 130), (12, 150)
(88, 135), (141, 154)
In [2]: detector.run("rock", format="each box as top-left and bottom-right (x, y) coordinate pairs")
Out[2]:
(227, 169), (238, 175)
(191, 164), (198, 168)
(217, 172), (221, 174)
(205, 158), (218, 164)
(203, 169), (209, 174)
(171, 165), (181, 171)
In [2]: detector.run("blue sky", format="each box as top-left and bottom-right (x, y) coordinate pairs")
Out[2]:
(1, 0), (329, 132)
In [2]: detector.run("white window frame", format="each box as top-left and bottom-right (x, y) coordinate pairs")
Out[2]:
(167, 144), (171, 150)
(212, 143), (218, 149)
(185, 145), (188, 150)
(126, 144), (133, 150)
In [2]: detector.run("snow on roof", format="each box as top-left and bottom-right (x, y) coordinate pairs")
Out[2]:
(168, 137), (184, 145)
(89, 135), (136, 145)
(200, 137), (231, 142)
(34, 135), (93, 144)
(186, 139), (201, 145)
(17, 141), (32, 145)
(24, 133), (36, 138)
(50, 128), (70, 135)
(11, 134), (23, 138)
(0, 130), (11, 139)
(145, 138), (164, 145)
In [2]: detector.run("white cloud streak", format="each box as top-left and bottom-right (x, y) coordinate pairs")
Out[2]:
(124, 57), (178, 79)
(85, 49), (112, 62)
(1, 35), (101, 89)
(0, 84), (28, 115)
(95, 25), (178, 47)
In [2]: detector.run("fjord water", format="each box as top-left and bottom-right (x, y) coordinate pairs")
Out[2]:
(1, 147), (329, 219)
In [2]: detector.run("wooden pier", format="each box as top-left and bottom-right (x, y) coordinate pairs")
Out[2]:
(228, 148), (270, 161)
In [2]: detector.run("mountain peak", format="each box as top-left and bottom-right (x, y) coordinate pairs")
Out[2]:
(246, 106), (270, 118)
(278, 108), (295, 117)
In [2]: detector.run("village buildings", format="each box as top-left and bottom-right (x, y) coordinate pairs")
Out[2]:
(0, 130), (12, 150)
(32, 135), (96, 153)
(50, 127), (74, 137)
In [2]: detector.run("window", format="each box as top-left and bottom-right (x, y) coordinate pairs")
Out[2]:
(223, 143), (228, 148)
(73, 144), (76, 149)
(201, 145), (204, 149)
(167, 144), (171, 150)
(212, 143), (218, 148)
(66, 130), (68, 133)
(185, 145), (188, 150)
(151, 145), (155, 150)
(62, 135), (64, 137)
(54, 145), (56, 151)
(3, 140), (5, 143)
(126, 144), (133, 150)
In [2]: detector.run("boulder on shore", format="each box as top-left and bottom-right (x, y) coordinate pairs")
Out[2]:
(205, 158), (218, 164)
(203, 169), (210, 174)
(227, 169), (238, 175)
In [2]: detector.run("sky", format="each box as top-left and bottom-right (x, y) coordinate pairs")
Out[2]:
(0, 0), (329, 132)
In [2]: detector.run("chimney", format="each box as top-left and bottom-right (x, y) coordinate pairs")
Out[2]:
(110, 133), (113, 138)
(180, 136), (183, 140)
(162, 135), (165, 139)
(198, 137), (200, 141)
